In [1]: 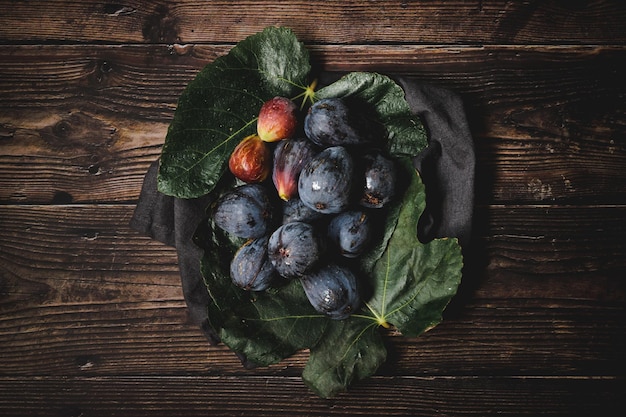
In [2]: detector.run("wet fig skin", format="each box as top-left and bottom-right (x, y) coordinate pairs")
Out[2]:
(212, 184), (274, 239)
(298, 146), (354, 214)
(267, 221), (324, 279)
(257, 96), (298, 142)
(300, 264), (360, 320)
(230, 236), (276, 291)
(229, 134), (271, 183)
(272, 137), (319, 201)
(359, 152), (397, 208)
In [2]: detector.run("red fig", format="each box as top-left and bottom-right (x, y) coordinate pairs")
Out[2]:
(229, 134), (271, 183)
(272, 137), (318, 201)
(257, 97), (298, 142)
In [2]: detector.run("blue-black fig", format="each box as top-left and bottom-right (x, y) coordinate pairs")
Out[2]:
(212, 184), (273, 239)
(359, 152), (396, 208)
(298, 146), (353, 214)
(300, 264), (360, 320)
(327, 210), (371, 258)
(304, 97), (377, 147)
(230, 236), (276, 291)
(282, 196), (324, 224)
(267, 221), (324, 279)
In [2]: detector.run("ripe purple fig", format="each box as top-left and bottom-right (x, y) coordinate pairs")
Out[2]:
(228, 134), (271, 183)
(257, 97), (298, 142)
(272, 137), (318, 201)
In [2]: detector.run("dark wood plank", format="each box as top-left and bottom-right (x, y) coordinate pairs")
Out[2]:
(0, 0), (624, 45)
(1, 205), (623, 377)
(0, 375), (623, 417)
(1, 45), (624, 204)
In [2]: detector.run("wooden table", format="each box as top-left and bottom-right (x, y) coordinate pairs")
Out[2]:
(1, 1), (625, 415)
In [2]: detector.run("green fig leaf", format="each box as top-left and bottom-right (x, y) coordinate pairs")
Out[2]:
(157, 27), (310, 198)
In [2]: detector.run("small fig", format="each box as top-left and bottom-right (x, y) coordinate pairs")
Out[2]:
(267, 221), (324, 279)
(230, 236), (276, 291)
(298, 146), (354, 214)
(212, 184), (273, 239)
(272, 137), (318, 201)
(327, 210), (371, 258)
(257, 97), (298, 142)
(300, 264), (360, 320)
(229, 134), (271, 183)
(359, 152), (396, 208)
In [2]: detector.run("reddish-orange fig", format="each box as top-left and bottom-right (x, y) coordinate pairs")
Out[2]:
(257, 97), (298, 142)
(228, 134), (271, 183)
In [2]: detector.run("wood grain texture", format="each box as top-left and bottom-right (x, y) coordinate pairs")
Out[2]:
(0, 0), (624, 414)
(0, 0), (625, 45)
(1, 205), (623, 378)
(1, 45), (624, 204)
(0, 375), (624, 417)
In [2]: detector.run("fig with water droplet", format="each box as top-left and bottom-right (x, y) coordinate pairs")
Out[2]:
(229, 134), (271, 183)
(230, 236), (276, 291)
(359, 152), (396, 208)
(257, 96), (298, 142)
(327, 210), (371, 258)
(267, 221), (324, 279)
(298, 146), (353, 214)
(300, 264), (360, 320)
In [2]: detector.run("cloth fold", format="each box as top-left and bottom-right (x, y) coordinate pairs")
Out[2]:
(130, 77), (475, 343)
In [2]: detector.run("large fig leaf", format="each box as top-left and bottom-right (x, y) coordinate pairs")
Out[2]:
(315, 72), (428, 157)
(157, 27), (310, 198)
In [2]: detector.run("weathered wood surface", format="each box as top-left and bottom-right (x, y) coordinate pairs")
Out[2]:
(1, 0), (625, 45)
(1, 45), (624, 205)
(1, 1), (625, 416)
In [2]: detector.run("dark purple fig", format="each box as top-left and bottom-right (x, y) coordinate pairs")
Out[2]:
(228, 134), (271, 183)
(304, 97), (377, 147)
(359, 153), (396, 208)
(300, 264), (360, 320)
(272, 137), (318, 201)
(230, 236), (276, 291)
(282, 196), (325, 224)
(267, 221), (324, 279)
(327, 210), (371, 258)
(298, 146), (353, 214)
(212, 184), (273, 239)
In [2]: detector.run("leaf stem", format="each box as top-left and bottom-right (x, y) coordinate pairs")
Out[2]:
(293, 79), (318, 110)
(362, 302), (390, 328)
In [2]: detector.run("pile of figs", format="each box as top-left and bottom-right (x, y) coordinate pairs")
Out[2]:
(212, 96), (397, 320)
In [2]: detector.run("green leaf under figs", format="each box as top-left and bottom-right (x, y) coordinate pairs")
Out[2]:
(157, 27), (310, 198)
(315, 72), (428, 157)
(302, 319), (385, 399)
(362, 159), (464, 337)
